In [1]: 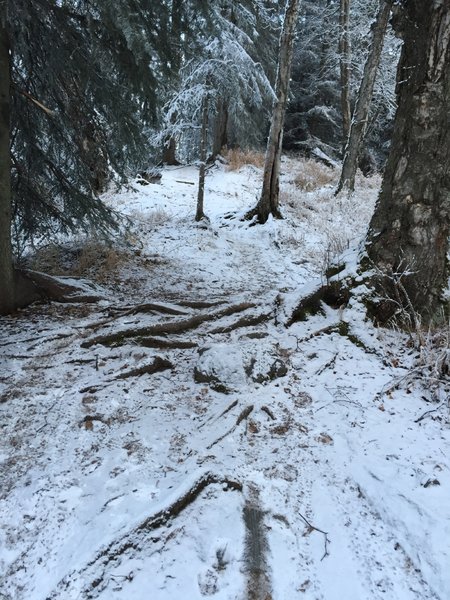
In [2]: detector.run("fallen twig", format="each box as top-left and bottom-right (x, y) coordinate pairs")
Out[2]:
(207, 405), (254, 449)
(315, 352), (338, 376)
(199, 399), (239, 430)
(298, 511), (330, 561)
(414, 401), (447, 423)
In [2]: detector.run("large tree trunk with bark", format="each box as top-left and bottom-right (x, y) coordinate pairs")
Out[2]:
(366, 0), (450, 324)
(339, 0), (351, 151)
(249, 0), (300, 224)
(336, 0), (392, 194)
(0, 7), (15, 315)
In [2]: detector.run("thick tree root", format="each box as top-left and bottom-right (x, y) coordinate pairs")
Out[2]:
(13, 268), (105, 308)
(86, 302), (191, 330)
(115, 357), (173, 380)
(177, 299), (226, 309)
(81, 302), (255, 348)
(209, 310), (272, 334)
(136, 337), (197, 349)
(287, 279), (350, 326)
(49, 471), (242, 598)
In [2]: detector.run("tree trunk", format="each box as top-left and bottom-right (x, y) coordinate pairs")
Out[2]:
(366, 0), (450, 324)
(251, 0), (300, 224)
(339, 0), (351, 151)
(195, 92), (209, 222)
(162, 0), (183, 166)
(162, 124), (179, 166)
(336, 0), (392, 194)
(210, 96), (228, 160)
(0, 6), (15, 315)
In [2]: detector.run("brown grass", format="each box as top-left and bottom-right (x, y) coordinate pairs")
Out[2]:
(29, 240), (134, 283)
(74, 242), (127, 278)
(224, 148), (265, 171)
(294, 159), (337, 191)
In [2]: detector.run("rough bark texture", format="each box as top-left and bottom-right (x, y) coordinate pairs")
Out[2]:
(339, 0), (352, 151)
(196, 92), (209, 221)
(210, 96), (228, 160)
(252, 0), (300, 224)
(336, 0), (392, 194)
(366, 0), (450, 324)
(0, 7), (14, 315)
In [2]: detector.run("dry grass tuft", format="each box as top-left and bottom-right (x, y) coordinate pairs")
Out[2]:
(224, 148), (265, 171)
(74, 242), (128, 279)
(29, 239), (134, 283)
(294, 159), (337, 191)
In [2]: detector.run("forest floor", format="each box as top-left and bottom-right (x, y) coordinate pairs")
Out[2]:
(1, 156), (450, 600)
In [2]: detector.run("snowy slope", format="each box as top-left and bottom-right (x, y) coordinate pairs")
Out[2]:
(1, 158), (449, 600)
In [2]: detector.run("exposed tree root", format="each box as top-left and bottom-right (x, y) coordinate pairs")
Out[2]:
(49, 471), (242, 598)
(209, 310), (272, 334)
(122, 302), (190, 316)
(115, 357), (173, 380)
(16, 269), (105, 304)
(216, 399), (240, 421)
(81, 302), (255, 348)
(236, 405), (254, 425)
(86, 302), (191, 330)
(261, 405), (276, 420)
(177, 299), (226, 309)
(136, 337), (197, 349)
(287, 279), (350, 326)
(207, 405), (254, 449)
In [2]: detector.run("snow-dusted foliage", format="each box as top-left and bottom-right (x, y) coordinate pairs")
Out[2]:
(287, 0), (400, 163)
(159, 1), (278, 162)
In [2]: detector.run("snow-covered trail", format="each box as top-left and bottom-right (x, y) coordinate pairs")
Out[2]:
(1, 160), (449, 600)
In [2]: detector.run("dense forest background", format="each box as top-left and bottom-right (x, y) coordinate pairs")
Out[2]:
(1, 0), (449, 323)
(5, 0), (399, 249)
